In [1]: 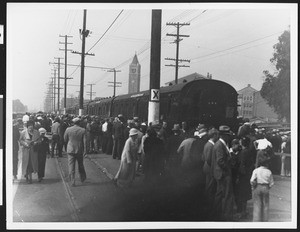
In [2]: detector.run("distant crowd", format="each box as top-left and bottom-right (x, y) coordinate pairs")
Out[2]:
(13, 112), (291, 222)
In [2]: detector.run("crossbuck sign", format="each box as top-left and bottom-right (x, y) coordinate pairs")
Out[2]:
(150, 89), (160, 102)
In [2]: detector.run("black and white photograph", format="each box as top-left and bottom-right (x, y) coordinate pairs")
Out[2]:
(5, 2), (297, 230)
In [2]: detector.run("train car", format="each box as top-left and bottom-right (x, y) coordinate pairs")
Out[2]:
(87, 97), (114, 119)
(67, 79), (238, 130)
(159, 79), (238, 130)
(111, 79), (238, 130)
(112, 92), (148, 122)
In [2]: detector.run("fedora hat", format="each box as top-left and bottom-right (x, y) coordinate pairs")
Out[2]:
(219, 125), (232, 135)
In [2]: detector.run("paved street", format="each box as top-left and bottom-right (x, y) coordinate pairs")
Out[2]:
(12, 150), (292, 223)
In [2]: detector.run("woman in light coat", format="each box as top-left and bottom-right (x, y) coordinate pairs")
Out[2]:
(114, 128), (139, 188)
(19, 120), (40, 183)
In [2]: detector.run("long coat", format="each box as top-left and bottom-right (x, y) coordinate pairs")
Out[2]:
(165, 134), (184, 169)
(19, 129), (40, 176)
(177, 138), (195, 170)
(36, 136), (50, 178)
(236, 147), (254, 202)
(115, 137), (139, 187)
(143, 136), (165, 183)
(211, 139), (235, 221)
(211, 139), (232, 180)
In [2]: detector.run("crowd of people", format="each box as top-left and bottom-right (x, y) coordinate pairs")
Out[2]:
(12, 112), (291, 222)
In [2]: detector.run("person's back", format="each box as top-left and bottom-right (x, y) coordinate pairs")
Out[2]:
(177, 137), (195, 170)
(250, 164), (274, 222)
(64, 124), (86, 154)
(113, 120), (124, 139)
(90, 121), (99, 135)
(51, 121), (60, 135)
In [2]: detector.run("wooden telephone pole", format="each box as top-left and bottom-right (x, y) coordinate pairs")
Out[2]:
(72, 10), (94, 116)
(165, 22), (190, 84)
(59, 35), (73, 114)
(107, 68), (121, 97)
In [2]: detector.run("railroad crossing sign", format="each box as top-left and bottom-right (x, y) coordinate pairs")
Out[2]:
(150, 89), (160, 102)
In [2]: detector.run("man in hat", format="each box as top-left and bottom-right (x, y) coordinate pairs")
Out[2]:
(202, 128), (219, 209)
(64, 117), (87, 187)
(159, 121), (172, 143)
(211, 125), (234, 221)
(112, 115), (125, 160)
(165, 124), (184, 176)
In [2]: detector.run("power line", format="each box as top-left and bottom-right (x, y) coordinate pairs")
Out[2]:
(192, 31), (283, 61)
(67, 10), (124, 80)
(191, 38), (278, 64)
(86, 10), (124, 53)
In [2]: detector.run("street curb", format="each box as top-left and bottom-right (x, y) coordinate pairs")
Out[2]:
(55, 157), (80, 222)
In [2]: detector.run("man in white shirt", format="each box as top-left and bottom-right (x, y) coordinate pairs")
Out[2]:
(250, 157), (274, 222)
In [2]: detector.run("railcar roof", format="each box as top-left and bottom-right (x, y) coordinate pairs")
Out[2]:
(88, 97), (114, 105)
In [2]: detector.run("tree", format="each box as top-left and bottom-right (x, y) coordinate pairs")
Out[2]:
(260, 28), (290, 122)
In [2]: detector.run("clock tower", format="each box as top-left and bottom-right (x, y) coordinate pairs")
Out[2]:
(128, 54), (141, 94)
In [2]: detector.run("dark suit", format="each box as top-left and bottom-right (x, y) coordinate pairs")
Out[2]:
(64, 125), (87, 185)
(211, 139), (234, 221)
(112, 121), (125, 159)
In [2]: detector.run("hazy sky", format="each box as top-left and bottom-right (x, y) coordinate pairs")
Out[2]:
(7, 3), (296, 111)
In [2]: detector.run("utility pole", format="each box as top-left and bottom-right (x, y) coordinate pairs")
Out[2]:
(72, 9), (94, 116)
(148, 10), (162, 125)
(59, 35), (73, 114)
(86, 83), (96, 101)
(166, 22), (190, 84)
(51, 69), (57, 113)
(53, 57), (64, 114)
(107, 68), (121, 97)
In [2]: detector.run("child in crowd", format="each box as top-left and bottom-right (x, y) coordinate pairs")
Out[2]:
(250, 153), (274, 222)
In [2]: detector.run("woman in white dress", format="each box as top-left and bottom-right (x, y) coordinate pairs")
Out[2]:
(114, 128), (139, 188)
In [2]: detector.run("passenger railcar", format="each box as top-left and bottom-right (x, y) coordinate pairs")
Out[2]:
(66, 79), (238, 130)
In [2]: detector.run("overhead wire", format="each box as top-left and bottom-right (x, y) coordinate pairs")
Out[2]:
(192, 38), (279, 64)
(66, 10), (125, 81)
(93, 9), (208, 89)
(86, 10), (124, 54)
(191, 31), (284, 61)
